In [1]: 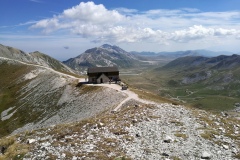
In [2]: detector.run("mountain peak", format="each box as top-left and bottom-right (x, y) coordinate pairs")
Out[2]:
(100, 44), (113, 49)
(63, 44), (142, 70)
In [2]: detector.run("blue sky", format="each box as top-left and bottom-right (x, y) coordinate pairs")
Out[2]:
(1, 0), (240, 60)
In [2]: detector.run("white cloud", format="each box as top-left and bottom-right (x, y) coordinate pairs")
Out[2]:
(115, 8), (138, 14)
(62, 2), (124, 23)
(31, 1), (125, 34)
(30, 0), (43, 3)
(170, 25), (240, 42)
(26, 1), (240, 51)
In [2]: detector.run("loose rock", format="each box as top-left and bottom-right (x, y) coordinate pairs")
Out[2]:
(201, 151), (212, 159)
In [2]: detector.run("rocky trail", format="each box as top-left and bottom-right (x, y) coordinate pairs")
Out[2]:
(85, 82), (157, 112)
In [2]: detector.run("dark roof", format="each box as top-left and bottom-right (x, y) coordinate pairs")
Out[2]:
(87, 66), (119, 73)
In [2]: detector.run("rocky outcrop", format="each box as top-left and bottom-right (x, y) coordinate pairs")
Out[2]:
(182, 71), (212, 84)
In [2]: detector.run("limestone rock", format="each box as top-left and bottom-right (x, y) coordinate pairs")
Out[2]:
(201, 151), (212, 159)
(27, 139), (36, 144)
(222, 145), (229, 150)
(163, 135), (173, 143)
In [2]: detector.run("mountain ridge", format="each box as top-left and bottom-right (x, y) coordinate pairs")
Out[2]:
(0, 44), (74, 74)
(132, 49), (236, 58)
(162, 54), (240, 70)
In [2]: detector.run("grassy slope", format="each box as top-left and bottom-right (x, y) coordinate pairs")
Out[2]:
(0, 62), (34, 136)
(0, 61), (71, 137)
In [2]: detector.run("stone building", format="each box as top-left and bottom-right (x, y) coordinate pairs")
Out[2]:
(87, 66), (120, 84)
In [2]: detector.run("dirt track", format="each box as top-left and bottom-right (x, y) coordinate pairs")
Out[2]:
(83, 81), (156, 111)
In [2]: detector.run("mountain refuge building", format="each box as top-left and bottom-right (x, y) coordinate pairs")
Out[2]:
(87, 66), (120, 84)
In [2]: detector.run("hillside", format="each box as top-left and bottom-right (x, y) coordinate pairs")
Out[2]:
(0, 44), (74, 74)
(63, 44), (147, 72)
(153, 54), (240, 110)
(0, 57), (126, 138)
(163, 54), (240, 70)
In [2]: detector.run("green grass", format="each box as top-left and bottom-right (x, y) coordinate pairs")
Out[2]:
(190, 95), (238, 111)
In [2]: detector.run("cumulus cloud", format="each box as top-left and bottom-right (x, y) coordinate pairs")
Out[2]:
(171, 25), (240, 42)
(30, 1), (240, 44)
(31, 1), (125, 34)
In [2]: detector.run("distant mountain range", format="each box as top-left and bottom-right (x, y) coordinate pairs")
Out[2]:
(163, 54), (240, 70)
(131, 50), (235, 58)
(63, 44), (238, 72)
(63, 44), (148, 71)
(63, 45), (226, 72)
(1, 43), (239, 74)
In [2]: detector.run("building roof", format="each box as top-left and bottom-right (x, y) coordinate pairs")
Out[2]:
(87, 66), (119, 73)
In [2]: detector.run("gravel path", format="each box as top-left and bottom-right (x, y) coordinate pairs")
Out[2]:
(86, 83), (156, 111)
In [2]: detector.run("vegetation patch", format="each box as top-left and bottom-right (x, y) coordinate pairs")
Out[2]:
(79, 85), (102, 94)
(170, 120), (184, 126)
(174, 132), (188, 139)
(0, 136), (29, 160)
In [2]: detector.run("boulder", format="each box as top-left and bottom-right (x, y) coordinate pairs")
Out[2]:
(222, 145), (229, 150)
(27, 139), (36, 144)
(136, 133), (141, 138)
(163, 135), (173, 143)
(72, 156), (78, 160)
(201, 151), (212, 159)
(162, 152), (169, 156)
